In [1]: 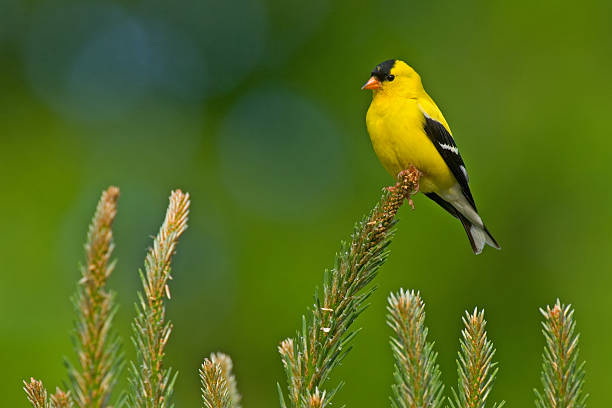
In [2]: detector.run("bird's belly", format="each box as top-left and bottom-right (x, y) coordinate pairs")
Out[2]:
(368, 117), (455, 193)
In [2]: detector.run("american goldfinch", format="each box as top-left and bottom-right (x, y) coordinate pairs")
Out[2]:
(362, 59), (499, 254)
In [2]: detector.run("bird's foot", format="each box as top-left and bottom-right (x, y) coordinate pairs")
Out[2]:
(397, 166), (422, 193)
(385, 184), (399, 193)
(387, 166), (421, 209)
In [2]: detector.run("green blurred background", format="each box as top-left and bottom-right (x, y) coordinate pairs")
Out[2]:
(2, 0), (611, 406)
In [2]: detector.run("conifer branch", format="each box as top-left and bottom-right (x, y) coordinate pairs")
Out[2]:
(387, 289), (444, 408)
(68, 186), (122, 408)
(449, 309), (504, 408)
(127, 190), (190, 408)
(278, 171), (418, 408)
(534, 300), (588, 408)
(24, 378), (51, 408)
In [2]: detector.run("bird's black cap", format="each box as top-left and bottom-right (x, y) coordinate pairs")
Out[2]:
(371, 59), (396, 81)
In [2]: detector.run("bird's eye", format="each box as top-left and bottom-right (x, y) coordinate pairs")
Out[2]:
(387, 74), (395, 82)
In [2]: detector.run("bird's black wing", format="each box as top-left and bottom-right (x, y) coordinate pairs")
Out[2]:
(422, 114), (476, 210)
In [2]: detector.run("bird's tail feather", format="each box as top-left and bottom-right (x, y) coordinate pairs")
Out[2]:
(483, 225), (500, 249)
(458, 216), (500, 255)
(424, 192), (500, 254)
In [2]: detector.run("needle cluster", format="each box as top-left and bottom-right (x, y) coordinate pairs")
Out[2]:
(24, 378), (51, 408)
(127, 190), (191, 408)
(387, 289), (444, 408)
(24, 377), (74, 408)
(199, 353), (241, 408)
(449, 309), (504, 408)
(535, 300), (588, 408)
(68, 186), (122, 408)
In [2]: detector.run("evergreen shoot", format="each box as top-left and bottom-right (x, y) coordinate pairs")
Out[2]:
(199, 353), (241, 408)
(449, 309), (504, 408)
(278, 170), (420, 408)
(127, 190), (191, 408)
(199, 360), (230, 408)
(51, 389), (75, 408)
(213, 353), (242, 408)
(24, 378), (74, 408)
(534, 300), (588, 408)
(387, 289), (444, 408)
(24, 378), (51, 408)
(67, 186), (122, 408)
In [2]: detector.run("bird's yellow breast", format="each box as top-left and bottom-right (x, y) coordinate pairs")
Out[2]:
(366, 95), (456, 193)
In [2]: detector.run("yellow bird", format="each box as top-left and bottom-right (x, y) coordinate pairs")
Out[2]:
(362, 59), (499, 254)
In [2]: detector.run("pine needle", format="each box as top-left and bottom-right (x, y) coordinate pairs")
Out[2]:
(68, 186), (122, 408)
(278, 171), (418, 408)
(534, 300), (588, 408)
(387, 289), (444, 408)
(127, 190), (190, 408)
(450, 309), (504, 408)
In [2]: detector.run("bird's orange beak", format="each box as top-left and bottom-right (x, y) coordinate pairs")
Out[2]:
(361, 76), (382, 90)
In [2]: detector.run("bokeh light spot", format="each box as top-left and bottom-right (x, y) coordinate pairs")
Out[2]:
(66, 19), (154, 121)
(25, 3), (207, 122)
(218, 85), (346, 219)
(140, 0), (267, 95)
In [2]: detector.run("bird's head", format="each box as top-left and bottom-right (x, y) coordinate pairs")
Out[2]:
(361, 59), (423, 97)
